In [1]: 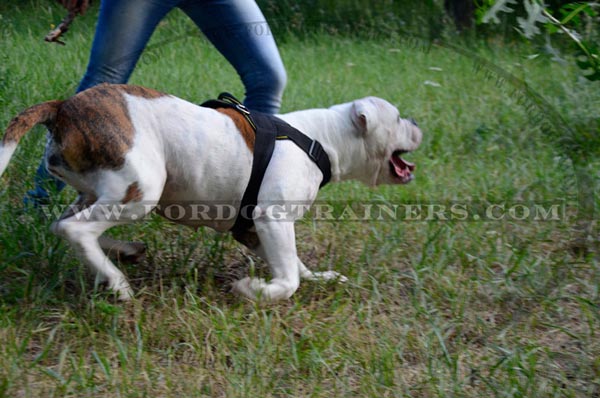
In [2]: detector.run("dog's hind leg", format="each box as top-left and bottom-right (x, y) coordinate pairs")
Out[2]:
(99, 236), (146, 264)
(52, 212), (134, 300)
(51, 179), (163, 300)
(61, 198), (148, 265)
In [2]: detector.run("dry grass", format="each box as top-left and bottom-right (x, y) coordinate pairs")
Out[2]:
(1, 2), (599, 397)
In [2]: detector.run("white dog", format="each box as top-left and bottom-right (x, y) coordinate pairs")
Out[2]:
(0, 84), (422, 301)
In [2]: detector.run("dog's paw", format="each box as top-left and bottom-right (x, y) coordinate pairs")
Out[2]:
(116, 287), (134, 301)
(108, 278), (134, 301)
(305, 271), (348, 283)
(231, 277), (266, 300)
(231, 277), (298, 301)
(97, 279), (134, 301)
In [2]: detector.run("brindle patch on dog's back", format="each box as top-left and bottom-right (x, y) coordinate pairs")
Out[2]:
(53, 84), (166, 173)
(120, 84), (166, 100)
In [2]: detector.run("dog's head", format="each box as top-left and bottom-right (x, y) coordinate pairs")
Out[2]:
(347, 97), (422, 186)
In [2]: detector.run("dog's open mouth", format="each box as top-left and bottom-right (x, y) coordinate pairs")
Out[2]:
(389, 150), (415, 183)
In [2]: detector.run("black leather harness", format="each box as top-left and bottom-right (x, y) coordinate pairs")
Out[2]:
(201, 93), (332, 235)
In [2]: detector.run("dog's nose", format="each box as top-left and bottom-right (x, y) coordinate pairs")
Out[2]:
(408, 118), (418, 127)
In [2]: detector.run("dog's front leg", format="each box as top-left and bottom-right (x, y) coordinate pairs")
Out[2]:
(232, 220), (300, 301)
(234, 230), (348, 287)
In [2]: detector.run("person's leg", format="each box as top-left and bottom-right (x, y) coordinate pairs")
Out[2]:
(23, 161), (66, 207)
(78, 0), (177, 91)
(25, 0), (176, 207)
(180, 0), (287, 114)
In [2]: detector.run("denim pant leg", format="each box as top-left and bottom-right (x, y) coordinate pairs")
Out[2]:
(23, 152), (67, 206)
(78, 0), (178, 91)
(25, 0), (176, 206)
(180, 0), (287, 114)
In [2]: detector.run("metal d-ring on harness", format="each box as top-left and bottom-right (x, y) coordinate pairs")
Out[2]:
(201, 93), (332, 235)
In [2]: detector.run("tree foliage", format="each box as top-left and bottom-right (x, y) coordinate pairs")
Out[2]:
(479, 1), (600, 81)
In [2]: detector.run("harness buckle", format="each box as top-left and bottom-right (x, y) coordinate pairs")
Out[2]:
(218, 92), (250, 115)
(215, 92), (257, 130)
(235, 103), (251, 116)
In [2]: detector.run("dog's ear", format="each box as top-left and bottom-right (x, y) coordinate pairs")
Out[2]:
(351, 97), (379, 134)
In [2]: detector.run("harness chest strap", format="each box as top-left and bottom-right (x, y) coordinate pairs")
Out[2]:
(201, 93), (332, 234)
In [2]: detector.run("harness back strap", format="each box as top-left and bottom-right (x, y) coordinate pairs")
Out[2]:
(201, 93), (331, 235)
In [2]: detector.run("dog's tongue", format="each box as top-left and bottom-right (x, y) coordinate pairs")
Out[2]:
(391, 155), (415, 178)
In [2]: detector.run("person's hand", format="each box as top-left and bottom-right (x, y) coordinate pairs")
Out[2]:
(56, 0), (91, 15)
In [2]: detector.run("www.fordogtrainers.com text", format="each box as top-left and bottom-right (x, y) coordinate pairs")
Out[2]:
(36, 201), (568, 223)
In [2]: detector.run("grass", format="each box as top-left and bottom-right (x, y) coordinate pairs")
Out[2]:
(1, 1), (600, 397)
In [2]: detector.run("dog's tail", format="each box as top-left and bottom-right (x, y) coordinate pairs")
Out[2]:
(0, 100), (63, 177)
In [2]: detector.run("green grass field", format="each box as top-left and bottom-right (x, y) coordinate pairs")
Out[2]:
(1, 2), (599, 397)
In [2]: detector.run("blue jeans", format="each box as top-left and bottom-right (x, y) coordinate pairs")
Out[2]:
(26, 0), (287, 206)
